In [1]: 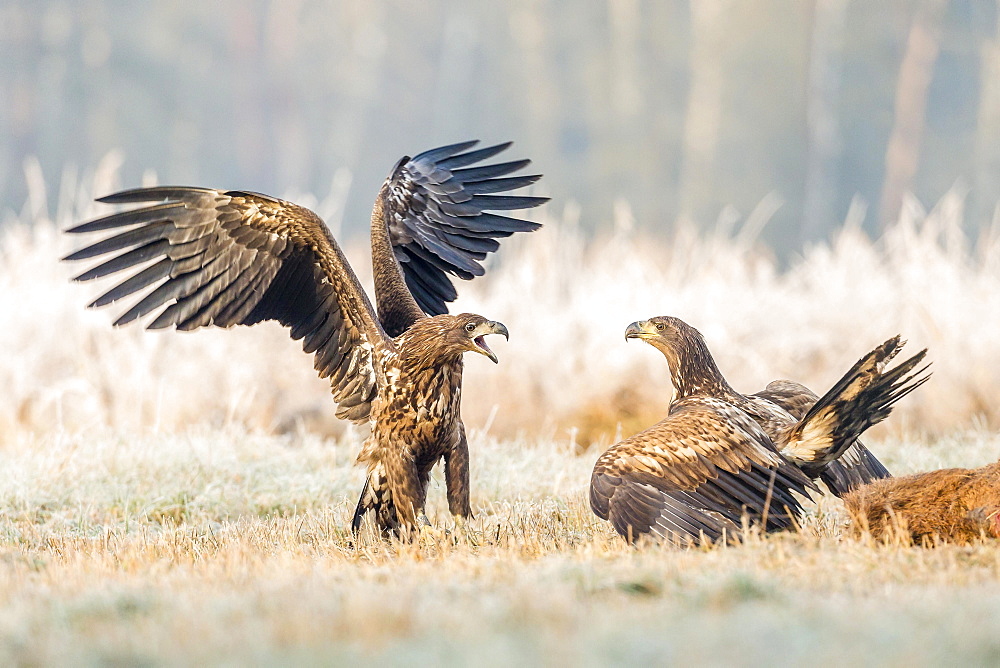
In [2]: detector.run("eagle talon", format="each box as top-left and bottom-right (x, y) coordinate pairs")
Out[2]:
(418, 522), (450, 543)
(451, 515), (479, 545)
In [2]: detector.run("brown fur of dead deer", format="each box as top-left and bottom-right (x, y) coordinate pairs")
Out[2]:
(843, 462), (1000, 545)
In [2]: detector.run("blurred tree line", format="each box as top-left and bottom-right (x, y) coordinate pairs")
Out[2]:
(2, 0), (998, 252)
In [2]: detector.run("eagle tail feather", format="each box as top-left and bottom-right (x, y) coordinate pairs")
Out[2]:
(781, 341), (930, 475)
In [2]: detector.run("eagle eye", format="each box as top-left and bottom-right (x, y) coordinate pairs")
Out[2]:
(655, 322), (665, 331)
(464, 322), (477, 332)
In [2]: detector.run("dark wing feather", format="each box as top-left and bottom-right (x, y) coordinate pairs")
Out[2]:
(65, 187), (387, 423)
(754, 379), (893, 494)
(818, 443), (892, 495)
(590, 397), (817, 544)
(370, 140), (548, 337)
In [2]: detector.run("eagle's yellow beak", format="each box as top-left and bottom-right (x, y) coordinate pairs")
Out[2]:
(625, 320), (655, 341)
(471, 320), (508, 364)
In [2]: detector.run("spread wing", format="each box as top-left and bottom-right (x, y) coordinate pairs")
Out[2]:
(590, 397), (816, 544)
(371, 140), (548, 336)
(754, 379), (892, 494)
(64, 187), (387, 423)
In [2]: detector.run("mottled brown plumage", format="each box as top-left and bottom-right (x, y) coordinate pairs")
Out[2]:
(352, 313), (507, 532)
(590, 316), (929, 545)
(844, 462), (1000, 544)
(64, 140), (546, 534)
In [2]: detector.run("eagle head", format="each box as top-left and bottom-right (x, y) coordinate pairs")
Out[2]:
(625, 316), (694, 346)
(626, 315), (707, 373)
(406, 313), (509, 364)
(625, 316), (731, 398)
(450, 313), (509, 363)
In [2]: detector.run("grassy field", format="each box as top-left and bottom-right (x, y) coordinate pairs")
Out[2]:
(4, 427), (1000, 665)
(3, 172), (1000, 664)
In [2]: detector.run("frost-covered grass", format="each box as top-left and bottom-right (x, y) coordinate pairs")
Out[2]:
(3, 426), (1000, 665)
(3, 166), (1000, 664)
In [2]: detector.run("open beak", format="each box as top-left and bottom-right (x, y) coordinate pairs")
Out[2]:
(625, 320), (651, 341)
(472, 321), (508, 364)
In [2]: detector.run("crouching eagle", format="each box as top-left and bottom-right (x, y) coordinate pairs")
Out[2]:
(590, 316), (929, 544)
(65, 140), (547, 534)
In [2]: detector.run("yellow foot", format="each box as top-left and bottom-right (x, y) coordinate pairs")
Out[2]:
(418, 523), (450, 544)
(451, 515), (479, 545)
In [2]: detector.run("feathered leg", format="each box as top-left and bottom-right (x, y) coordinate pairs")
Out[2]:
(351, 461), (400, 535)
(445, 427), (472, 518)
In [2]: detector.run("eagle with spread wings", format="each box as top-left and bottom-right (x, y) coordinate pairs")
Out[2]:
(590, 316), (930, 544)
(65, 140), (547, 535)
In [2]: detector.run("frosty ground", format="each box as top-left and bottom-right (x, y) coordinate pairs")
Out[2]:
(4, 427), (1000, 665)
